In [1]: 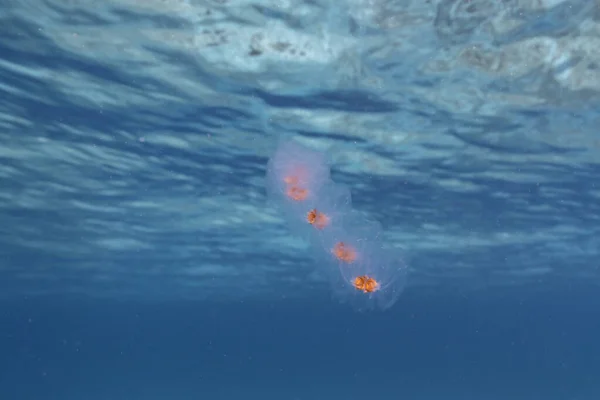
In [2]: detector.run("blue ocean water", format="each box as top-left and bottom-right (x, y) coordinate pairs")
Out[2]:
(1, 0), (599, 399)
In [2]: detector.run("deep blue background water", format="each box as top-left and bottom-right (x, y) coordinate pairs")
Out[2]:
(2, 0), (600, 399)
(2, 286), (600, 399)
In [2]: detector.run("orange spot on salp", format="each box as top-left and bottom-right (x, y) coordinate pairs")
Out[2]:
(353, 275), (379, 293)
(307, 209), (317, 224)
(306, 209), (330, 229)
(363, 276), (379, 293)
(353, 276), (367, 291)
(286, 186), (308, 201)
(283, 166), (307, 186)
(333, 242), (356, 263)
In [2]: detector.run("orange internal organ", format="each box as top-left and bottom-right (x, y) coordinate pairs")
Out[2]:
(306, 209), (330, 229)
(283, 166), (307, 186)
(286, 185), (308, 201)
(353, 275), (379, 293)
(333, 242), (356, 263)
